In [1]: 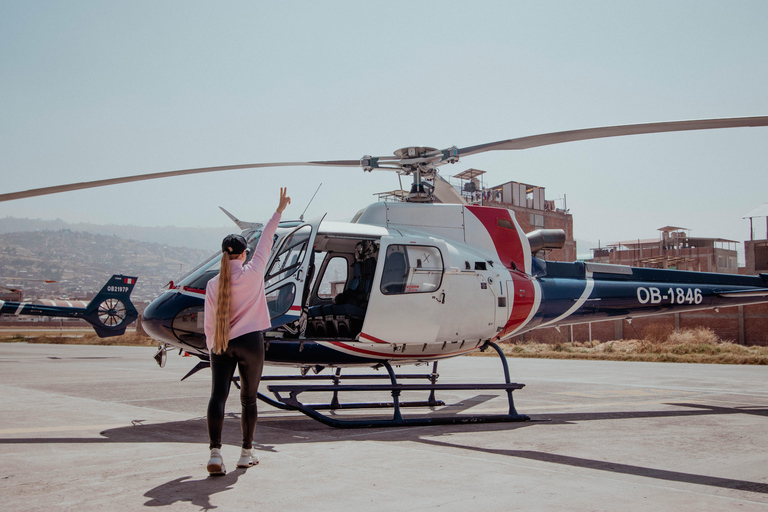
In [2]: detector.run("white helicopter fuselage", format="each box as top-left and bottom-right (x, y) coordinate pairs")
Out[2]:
(274, 201), (538, 364)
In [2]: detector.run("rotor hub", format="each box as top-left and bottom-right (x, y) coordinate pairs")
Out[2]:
(393, 146), (439, 159)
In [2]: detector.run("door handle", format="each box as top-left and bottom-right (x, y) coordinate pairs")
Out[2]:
(296, 269), (303, 281)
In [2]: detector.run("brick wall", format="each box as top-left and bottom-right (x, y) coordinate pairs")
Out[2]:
(515, 302), (768, 346)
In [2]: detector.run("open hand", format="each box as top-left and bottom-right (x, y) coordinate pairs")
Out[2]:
(277, 187), (291, 214)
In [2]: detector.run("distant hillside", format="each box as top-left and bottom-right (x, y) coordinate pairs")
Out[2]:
(0, 229), (214, 304)
(0, 217), (231, 251)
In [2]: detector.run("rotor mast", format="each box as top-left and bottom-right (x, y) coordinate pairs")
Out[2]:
(362, 146), (460, 202)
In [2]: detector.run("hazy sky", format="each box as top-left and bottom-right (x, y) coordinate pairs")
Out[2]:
(2, 1), (767, 258)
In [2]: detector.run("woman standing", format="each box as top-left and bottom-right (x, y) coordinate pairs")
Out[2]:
(203, 188), (290, 475)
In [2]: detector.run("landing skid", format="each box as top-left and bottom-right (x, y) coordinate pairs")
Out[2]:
(258, 341), (530, 428)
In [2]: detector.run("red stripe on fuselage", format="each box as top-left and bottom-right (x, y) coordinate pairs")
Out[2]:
(465, 206), (526, 270)
(498, 271), (536, 338)
(465, 206), (537, 338)
(359, 332), (390, 344)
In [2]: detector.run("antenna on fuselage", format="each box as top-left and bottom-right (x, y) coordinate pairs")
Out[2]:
(300, 183), (322, 222)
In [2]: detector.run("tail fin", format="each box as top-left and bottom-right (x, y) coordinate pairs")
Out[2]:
(82, 275), (139, 337)
(219, 206), (263, 232)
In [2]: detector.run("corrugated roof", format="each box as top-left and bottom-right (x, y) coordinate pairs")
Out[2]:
(744, 203), (768, 219)
(453, 168), (486, 180)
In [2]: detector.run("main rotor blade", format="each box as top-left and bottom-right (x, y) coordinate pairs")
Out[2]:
(457, 116), (768, 157)
(4, 115), (768, 203)
(0, 159), (360, 203)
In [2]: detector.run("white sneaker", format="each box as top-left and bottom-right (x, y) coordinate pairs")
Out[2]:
(237, 447), (259, 468)
(207, 448), (226, 476)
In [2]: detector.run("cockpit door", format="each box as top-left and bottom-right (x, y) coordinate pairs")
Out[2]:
(264, 215), (325, 328)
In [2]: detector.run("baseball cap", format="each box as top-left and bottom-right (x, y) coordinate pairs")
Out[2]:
(222, 234), (247, 255)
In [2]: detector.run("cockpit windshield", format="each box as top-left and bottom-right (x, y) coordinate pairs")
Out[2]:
(174, 229), (264, 291)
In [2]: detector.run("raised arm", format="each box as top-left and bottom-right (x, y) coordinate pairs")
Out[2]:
(249, 188), (291, 273)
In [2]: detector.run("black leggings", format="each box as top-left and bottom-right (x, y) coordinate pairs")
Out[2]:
(207, 331), (265, 450)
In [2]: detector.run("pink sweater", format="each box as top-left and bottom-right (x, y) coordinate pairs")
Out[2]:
(204, 212), (281, 349)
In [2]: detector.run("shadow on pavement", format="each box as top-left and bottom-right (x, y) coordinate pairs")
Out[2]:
(143, 467), (248, 509)
(3, 402), (768, 496)
(419, 437), (768, 494)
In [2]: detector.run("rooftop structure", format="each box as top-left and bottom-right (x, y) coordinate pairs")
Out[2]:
(478, 177), (574, 262)
(744, 202), (768, 240)
(744, 202), (768, 275)
(589, 226), (739, 273)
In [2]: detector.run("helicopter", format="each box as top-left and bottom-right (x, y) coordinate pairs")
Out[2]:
(3, 116), (768, 427)
(0, 274), (139, 338)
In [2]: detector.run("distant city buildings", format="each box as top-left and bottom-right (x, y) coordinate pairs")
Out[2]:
(0, 230), (211, 305)
(584, 203), (767, 276)
(588, 226), (739, 274)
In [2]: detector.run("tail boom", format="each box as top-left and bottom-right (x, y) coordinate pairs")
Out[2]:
(517, 262), (768, 334)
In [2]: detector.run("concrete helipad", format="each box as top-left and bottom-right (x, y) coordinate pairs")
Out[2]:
(1, 342), (767, 511)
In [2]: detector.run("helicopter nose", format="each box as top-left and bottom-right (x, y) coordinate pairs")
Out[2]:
(141, 291), (179, 344)
(142, 289), (208, 354)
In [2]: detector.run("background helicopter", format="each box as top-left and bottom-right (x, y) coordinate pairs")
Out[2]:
(0, 274), (139, 338)
(3, 116), (768, 427)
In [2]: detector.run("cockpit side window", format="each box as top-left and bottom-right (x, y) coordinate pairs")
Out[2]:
(380, 244), (443, 295)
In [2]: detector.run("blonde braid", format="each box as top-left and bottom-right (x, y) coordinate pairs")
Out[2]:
(212, 252), (236, 354)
